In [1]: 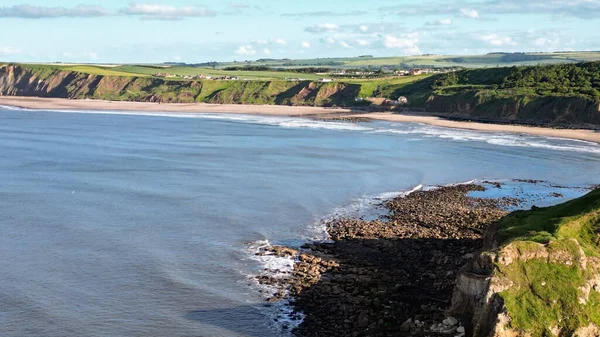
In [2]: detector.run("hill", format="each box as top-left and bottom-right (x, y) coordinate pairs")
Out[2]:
(0, 64), (362, 107)
(181, 51), (600, 70)
(386, 62), (600, 128)
(2, 62), (600, 129)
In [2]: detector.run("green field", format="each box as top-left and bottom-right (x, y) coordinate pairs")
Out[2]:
(217, 51), (600, 69)
(20, 64), (324, 80)
(118, 65), (322, 80)
(17, 51), (600, 81)
(343, 74), (432, 98)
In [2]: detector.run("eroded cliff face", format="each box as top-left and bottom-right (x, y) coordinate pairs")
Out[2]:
(447, 195), (600, 337)
(424, 93), (600, 128)
(0, 65), (360, 106)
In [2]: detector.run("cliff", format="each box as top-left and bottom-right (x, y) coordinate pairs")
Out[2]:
(0, 64), (360, 107)
(383, 62), (600, 128)
(3, 63), (600, 128)
(449, 189), (600, 337)
(424, 93), (600, 129)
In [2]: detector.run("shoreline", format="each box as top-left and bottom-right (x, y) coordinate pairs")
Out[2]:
(258, 182), (510, 337)
(256, 181), (594, 336)
(1, 96), (599, 144)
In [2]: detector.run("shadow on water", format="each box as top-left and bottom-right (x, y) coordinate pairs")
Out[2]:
(185, 305), (275, 337)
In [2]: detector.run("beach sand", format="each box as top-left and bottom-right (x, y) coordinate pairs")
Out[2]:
(1, 96), (599, 144)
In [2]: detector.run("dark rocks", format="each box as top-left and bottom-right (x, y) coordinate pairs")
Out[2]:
(258, 184), (510, 336)
(311, 116), (372, 123)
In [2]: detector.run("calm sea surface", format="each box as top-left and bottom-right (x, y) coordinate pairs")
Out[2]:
(1, 107), (599, 336)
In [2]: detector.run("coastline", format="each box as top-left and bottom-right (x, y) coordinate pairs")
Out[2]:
(258, 183), (511, 337)
(256, 181), (594, 336)
(1, 96), (599, 144)
(350, 112), (600, 144)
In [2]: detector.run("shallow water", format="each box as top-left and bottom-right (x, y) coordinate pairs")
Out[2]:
(0, 107), (599, 337)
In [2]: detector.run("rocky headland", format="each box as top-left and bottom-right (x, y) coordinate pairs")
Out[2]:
(255, 183), (600, 337)
(256, 184), (515, 336)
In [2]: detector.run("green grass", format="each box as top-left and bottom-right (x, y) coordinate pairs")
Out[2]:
(19, 63), (321, 80)
(343, 74), (432, 98)
(489, 188), (600, 336)
(501, 257), (596, 336)
(496, 189), (600, 250)
(112, 65), (322, 80)
(219, 52), (600, 69)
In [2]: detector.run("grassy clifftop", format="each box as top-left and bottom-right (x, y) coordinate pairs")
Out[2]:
(452, 189), (600, 337)
(2, 62), (600, 127)
(383, 62), (600, 128)
(491, 189), (600, 336)
(0, 64), (362, 107)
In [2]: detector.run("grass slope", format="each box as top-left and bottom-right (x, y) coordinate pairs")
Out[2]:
(491, 189), (600, 336)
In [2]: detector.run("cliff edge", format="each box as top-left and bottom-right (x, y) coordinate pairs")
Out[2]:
(0, 64), (360, 106)
(449, 189), (600, 337)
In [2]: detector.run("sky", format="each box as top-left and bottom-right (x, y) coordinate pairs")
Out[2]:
(0, 0), (599, 63)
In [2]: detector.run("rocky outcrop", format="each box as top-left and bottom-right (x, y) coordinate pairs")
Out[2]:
(448, 189), (600, 337)
(256, 184), (519, 337)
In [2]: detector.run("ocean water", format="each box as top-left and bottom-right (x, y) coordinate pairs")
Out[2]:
(0, 106), (599, 337)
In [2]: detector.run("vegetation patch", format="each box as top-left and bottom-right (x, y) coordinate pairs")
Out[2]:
(486, 189), (600, 336)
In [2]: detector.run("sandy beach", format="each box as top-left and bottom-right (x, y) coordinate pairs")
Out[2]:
(1, 96), (599, 144)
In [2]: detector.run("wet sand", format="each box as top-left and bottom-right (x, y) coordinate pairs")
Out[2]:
(1, 96), (599, 144)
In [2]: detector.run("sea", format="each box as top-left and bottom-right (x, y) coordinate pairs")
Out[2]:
(0, 106), (599, 337)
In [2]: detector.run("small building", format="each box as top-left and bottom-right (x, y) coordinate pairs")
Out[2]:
(318, 78), (335, 83)
(410, 69), (423, 76)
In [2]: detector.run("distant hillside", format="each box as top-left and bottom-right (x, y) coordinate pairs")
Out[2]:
(0, 64), (360, 107)
(2, 62), (600, 129)
(204, 51), (600, 70)
(384, 62), (600, 128)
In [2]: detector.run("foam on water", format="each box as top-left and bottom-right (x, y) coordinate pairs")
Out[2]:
(244, 240), (302, 336)
(243, 184), (424, 333)
(3, 105), (600, 154)
(372, 125), (600, 154)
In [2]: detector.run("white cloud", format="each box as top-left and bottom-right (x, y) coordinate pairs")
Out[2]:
(0, 46), (20, 55)
(380, 1), (600, 20)
(479, 34), (516, 46)
(359, 25), (369, 32)
(301, 41), (311, 48)
(0, 4), (110, 18)
(120, 3), (216, 20)
(339, 41), (352, 49)
(357, 39), (370, 46)
(263, 48), (271, 55)
(235, 45), (256, 55)
(83, 51), (99, 59)
(62, 52), (73, 58)
(274, 38), (287, 45)
(383, 35), (421, 54)
(459, 8), (479, 18)
(173, 55), (182, 61)
(325, 37), (336, 44)
(282, 10), (367, 17)
(255, 39), (268, 44)
(533, 37), (559, 48)
(427, 18), (452, 25)
(305, 23), (340, 33)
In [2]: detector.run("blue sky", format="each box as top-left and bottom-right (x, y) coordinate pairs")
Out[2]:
(0, 0), (599, 63)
